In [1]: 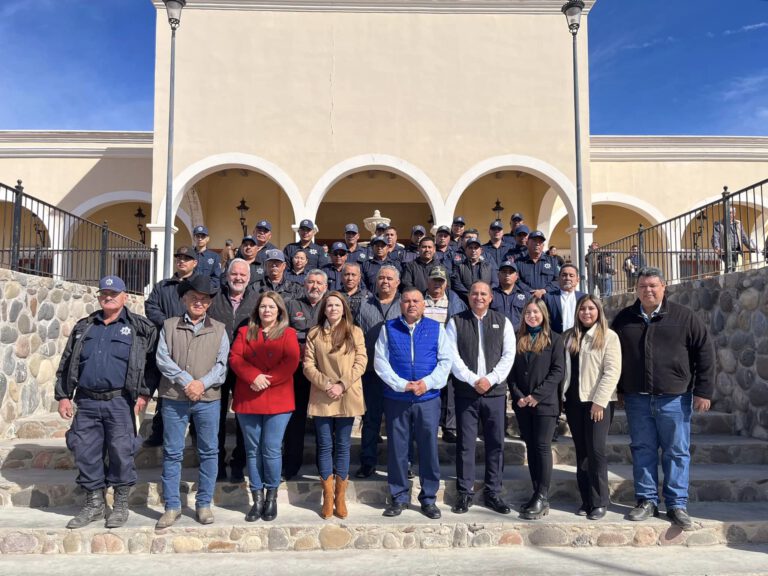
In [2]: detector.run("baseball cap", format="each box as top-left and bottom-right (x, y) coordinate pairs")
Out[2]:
(98, 275), (126, 293)
(255, 220), (272, 231)
(465, 237), (482, 247)
(512, 213), (524, 221)
(345, 223), (359, 234)
(375, 222), (388, 231)
(490, 220), (504, 230)
(428, 266), (448, 281)
(528, 230), (546, 241)
(412, 225), (426, 235)
(371, 235), (387, 245)
(331, 241), (348, 254)
(265, 249), (286, 262)
(192, 225), (209, 236)
(436, 225), (451, 235)
(515, 225), (530, 236)
(299, 219), (315, 230)
(241, 235), (256, 244)
(174, 245), (195, 258)
(452, 216), (466, 225)
(499, 260), (518, 271)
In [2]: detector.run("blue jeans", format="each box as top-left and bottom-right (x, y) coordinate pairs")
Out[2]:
(624, 392), (692, 509)
(161, 398), (220, 510)
(237, 412), (291, 491)
(314, 416), (354, 480)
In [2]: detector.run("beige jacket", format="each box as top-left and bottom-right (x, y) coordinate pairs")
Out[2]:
(304, 323), (367, 417)
(563, 325), (621, 408)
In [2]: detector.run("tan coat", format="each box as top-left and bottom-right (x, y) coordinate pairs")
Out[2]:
(304, 324), (367, 417)
(563, 325), (621, 408)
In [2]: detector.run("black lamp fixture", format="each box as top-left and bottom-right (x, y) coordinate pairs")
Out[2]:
(33, 215), (46, 247)
(492, 198), (504, 220)
(163, 0), (186, 30)
(237, 198), (250, 236)
(135, 206), (147, 244)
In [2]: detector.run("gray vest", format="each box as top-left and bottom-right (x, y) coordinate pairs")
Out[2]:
(451, 309), (506, 398)
(159, 316), (226, 402)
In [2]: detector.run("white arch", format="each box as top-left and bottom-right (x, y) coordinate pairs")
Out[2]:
(160, 153), (303, 225)
(71, 190), (192, 236)
(446, 155), (578, 226)
(305, 154), (446, 225)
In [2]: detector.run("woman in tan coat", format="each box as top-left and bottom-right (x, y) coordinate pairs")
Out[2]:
(304, 291), (367, 519)
(562, 295), (621, 520)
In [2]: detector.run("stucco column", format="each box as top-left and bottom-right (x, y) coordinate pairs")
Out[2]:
(147, 222), (177, 282)
(566, 224), (597, 269)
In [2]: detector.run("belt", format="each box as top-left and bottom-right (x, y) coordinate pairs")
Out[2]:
(76, 388), (126, 401)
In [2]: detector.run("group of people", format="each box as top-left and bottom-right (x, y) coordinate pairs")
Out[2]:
(54, 212), (714, 533)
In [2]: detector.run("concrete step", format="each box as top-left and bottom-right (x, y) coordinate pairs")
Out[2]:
(0, 501), (766, 554)
(2, 463), (767, 509)
(3, 433), (766, 472)
(8, 409), (736, 441)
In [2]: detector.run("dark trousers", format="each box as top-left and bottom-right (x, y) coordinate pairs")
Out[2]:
(514, 406), (557, 496)
(564, 396), (614, 509)
(65, 395), (139, 491)
(282, 367), (311, 478)
(218, 372), (246, 472)
(455, 394), (506, 496)
(384, 396), (441, 505)
(440, 381), (456, 433)
(359, 371), (385, 467)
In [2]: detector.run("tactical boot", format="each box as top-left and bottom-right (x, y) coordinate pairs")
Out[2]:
(67, 489), (106, 529)
(105, 486), (131, 528)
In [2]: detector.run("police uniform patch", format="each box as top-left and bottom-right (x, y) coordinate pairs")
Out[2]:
(516, 294), (525, 300)
(544, 262), (552, 269)
(256, 268), (263, 275)
(120, 327), (132, 336)
(105, 278), (114, 286)
(309, 249), (317, 255)
(207, 258), (214, 265)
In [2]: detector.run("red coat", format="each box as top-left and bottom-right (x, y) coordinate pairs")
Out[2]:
(229, 326), (301, 415)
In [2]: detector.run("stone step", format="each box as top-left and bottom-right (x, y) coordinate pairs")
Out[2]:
(2, 463), (767, 509)
(3, 433), (766, 473)
(0, 501), (766, 554)
(9, 409), (736, 441)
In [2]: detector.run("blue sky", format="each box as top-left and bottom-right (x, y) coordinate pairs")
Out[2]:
(0, 0), (766, 135)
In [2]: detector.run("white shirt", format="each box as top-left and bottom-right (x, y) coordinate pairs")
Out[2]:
(446, 311), (516, 388)
(560, 290), (577, 332)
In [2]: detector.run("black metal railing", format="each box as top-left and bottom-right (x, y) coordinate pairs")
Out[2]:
(0, 180), (157, 294)
(588, 178), (768, 296)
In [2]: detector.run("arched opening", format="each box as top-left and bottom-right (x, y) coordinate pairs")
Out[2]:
(0, 201), (51, 275)
(315, 169), (433, 246)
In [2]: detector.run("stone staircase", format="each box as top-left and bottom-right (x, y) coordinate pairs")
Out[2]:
(1, 407), (767, 555)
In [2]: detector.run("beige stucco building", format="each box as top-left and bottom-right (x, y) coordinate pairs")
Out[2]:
(1, 0), (766, 282)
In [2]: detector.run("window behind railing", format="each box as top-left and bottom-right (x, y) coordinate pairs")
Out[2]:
(0, 180), (157, 294)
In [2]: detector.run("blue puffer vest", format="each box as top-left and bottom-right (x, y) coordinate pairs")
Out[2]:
(383, 317), (440, 403)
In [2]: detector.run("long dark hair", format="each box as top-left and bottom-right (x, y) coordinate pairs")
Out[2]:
(247, 291), (289, 341)
(308, 291), (356, 353)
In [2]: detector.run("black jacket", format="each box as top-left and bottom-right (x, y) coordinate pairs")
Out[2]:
(451, 259), (499, 302)
(507, 332), (565, 416)
(54, 308), (159, 401)
(611, 298), (715, 398)
(144, 274), (194, 328)
(209, 283), (260, 343)
(401, 258), (439, 293)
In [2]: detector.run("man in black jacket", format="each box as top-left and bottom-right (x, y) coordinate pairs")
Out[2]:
(209, 258), (259, 482)
(401, 236), (439, 292)
(55, 276), (158, 529)
(612, 267), (715, 531)
(451, 237), (498, 303)
(142, 245), (198, 447)
(446, 281), (516, 515)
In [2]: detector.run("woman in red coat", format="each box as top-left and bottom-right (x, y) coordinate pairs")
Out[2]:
(229, 291), (300, 522)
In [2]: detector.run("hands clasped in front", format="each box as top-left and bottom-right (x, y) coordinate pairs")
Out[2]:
(405, 379), (428, 396)
(184, 380), (205, 401)
(250, 374), (272, 393)
(516, 395), (539, 408)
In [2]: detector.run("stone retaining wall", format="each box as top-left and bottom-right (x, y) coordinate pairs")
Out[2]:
(605, 267), (768, 440)
(0, 270), (145, 438)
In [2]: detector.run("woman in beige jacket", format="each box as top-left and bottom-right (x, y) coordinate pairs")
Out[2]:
(304, 291), (367, 519)
(563, 295), (621, 521)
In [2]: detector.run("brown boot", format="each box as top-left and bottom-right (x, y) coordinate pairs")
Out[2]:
(320, 476), (334, 519)
(334, 475), (349, 519)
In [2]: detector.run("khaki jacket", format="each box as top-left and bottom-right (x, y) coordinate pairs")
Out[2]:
(304, 324), (367, 417)
(563, 325), (621, 408)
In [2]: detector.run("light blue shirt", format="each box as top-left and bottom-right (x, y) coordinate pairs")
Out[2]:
(156, 314), (230, 391)
(373, 316), (453, 393)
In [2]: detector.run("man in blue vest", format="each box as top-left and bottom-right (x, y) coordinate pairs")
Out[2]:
(374, 287), (453, 519)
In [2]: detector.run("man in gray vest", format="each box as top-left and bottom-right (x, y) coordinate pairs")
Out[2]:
(155, 275), (230, 529)
(446, 281), (516, 515)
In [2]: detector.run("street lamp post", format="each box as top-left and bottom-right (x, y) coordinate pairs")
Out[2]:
(562, 0), (586, 284)
(236, 198), (250, 237)
(161, 0), (186, 278)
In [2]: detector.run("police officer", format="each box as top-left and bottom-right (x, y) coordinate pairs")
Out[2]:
(344, 223), (368, 265)
(491, 260), (528, 330)
(192, 225), (223, 289)
(322, 242), (349, 292)
(516, 230), (559, 297)
(55, 276), (158, 529)
(483, 220), (511, 267)
(284, 219), (329, 271)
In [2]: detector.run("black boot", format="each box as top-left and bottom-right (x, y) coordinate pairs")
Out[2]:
(105, 486), (131, 528)
(246, 489), (265, 522)
(521, 493), (550, 520)
(262, 488), (278, 521)
(67, 489), (106, 529)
